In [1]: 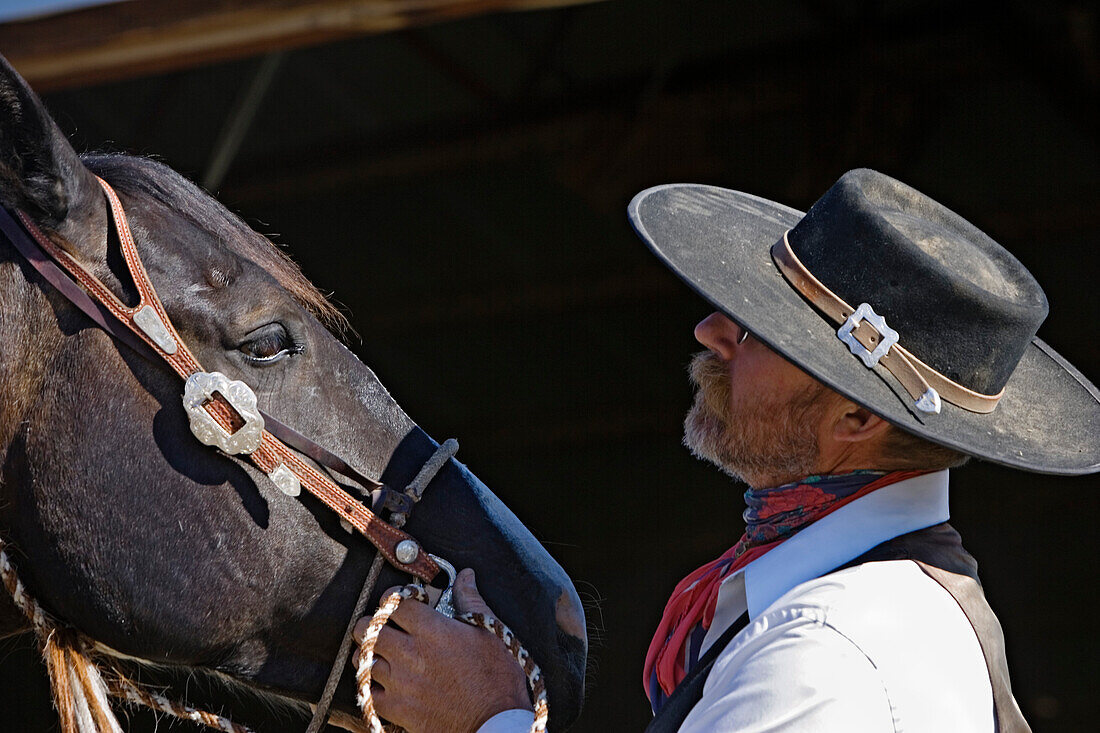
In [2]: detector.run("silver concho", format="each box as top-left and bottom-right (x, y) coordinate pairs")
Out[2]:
(133, 304), (177, 355)
(395, 539), (420, 565)
(182, 371), (264, 455)
(914, 387), (942, 415)
(268, 462), (301, 496)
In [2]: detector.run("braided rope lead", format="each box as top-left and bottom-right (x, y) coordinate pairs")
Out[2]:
(0, 544), (50, 635)
(356, 585), (549, 733)
(457, 612), (549, 733)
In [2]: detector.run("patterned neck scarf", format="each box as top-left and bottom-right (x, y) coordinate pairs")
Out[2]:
(643, 469), (928, 710)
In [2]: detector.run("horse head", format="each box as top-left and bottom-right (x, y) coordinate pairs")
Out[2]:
(0, 55), (585, 729)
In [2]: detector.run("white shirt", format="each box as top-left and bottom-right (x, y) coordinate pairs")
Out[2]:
(480, 470), (995, 732)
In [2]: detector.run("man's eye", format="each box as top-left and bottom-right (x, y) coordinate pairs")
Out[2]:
(239, 325), (300, 363)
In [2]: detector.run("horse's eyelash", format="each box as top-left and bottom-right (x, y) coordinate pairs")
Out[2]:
(246, 348), (298, 364)
(240, 328), (303, 363)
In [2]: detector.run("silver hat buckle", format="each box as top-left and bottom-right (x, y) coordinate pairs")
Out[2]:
(837, 303), (899, 368)
(837, 304), (941, 414)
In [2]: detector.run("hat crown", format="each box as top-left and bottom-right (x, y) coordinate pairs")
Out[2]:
(788, 169), (1048, 395)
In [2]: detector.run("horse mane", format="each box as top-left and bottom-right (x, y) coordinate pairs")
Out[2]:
(80, 154), (351, 336)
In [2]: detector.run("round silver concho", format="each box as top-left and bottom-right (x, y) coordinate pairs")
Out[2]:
(182, 371), (265, 455)
(395, 540), (420, 565)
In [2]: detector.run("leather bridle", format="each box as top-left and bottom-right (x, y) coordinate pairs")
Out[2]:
(0, 177), (456, 730)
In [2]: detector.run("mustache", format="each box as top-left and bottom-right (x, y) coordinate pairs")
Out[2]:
(687, 350), (725, 386)
(688, 350), (730, 419)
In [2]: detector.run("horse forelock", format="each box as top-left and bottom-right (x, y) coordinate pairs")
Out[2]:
(79, 154), (351, 337)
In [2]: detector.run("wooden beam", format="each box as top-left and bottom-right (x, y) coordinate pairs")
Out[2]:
(0, 0), (609, 92)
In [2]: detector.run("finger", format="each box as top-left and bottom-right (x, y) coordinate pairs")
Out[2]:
(352, 587), (406, 643)
(352, 617), (369, 644)
(367, 655), (393, 686)
(374, 625), (413, 661)
(386, 590), (445, 633)
(369, 683), (388, 715)
(370, 685), (407, 730)
(453, 568), (494, 617)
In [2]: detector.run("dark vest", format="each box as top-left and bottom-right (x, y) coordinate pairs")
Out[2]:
(645, 523), (1030, 733)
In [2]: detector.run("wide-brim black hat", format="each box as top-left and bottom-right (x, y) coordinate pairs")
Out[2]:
(629, 169), (1100, 475)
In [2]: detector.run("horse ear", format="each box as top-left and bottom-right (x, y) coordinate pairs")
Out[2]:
(0, 54), (99, 230)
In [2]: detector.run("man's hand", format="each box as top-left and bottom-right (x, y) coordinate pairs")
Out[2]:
(352, 568), (533, 733)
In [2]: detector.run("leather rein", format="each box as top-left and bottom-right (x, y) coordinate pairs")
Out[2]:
(0, 176), (455, 730)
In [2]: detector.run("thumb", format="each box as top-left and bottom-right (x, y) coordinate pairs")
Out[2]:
(453, 568), (494, 617)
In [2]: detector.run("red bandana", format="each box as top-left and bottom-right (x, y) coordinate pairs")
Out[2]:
(643, 470), (928, 706)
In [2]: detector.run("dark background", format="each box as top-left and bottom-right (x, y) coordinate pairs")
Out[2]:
(1, 0), (1097, 731)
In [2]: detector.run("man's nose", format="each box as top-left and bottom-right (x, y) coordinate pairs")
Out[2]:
(694, 312), (748, 360)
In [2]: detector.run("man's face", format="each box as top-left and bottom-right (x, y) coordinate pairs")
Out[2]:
(684, 312), (836, 489)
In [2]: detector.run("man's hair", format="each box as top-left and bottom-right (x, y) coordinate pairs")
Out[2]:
(878, 425), (970, 471)
(815, 386), (971, 471)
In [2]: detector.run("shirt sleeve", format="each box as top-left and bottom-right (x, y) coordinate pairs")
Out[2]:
(475, 708), (536, 733)
(679, 610), (895, 733)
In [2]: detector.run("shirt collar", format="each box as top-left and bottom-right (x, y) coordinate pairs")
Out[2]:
(739, 469), (950, 619)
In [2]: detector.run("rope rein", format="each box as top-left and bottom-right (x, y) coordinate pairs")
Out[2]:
(356, 586), (549, 733)
(105, 678), (251, 733)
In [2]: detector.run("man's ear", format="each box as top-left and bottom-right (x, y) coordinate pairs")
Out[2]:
(831, 402), (893, 444)
(0, 54), (101, 235)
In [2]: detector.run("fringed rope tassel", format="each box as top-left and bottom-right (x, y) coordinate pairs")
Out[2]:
(43, 630), (81, 733)
(44, 629), (124, 733)
(1, 539), (254, 733)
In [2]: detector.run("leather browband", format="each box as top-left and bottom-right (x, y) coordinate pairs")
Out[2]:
(770, 232), (1003, 415)
(5, 178), (439, 582)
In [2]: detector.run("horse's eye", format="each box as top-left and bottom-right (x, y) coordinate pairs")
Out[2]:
(239, 324), (300, 364)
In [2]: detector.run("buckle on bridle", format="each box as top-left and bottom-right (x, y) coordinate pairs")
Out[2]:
(837, 302), (899, 368)
(182, 371), (265, 454)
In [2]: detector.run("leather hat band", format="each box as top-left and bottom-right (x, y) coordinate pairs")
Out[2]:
(770, 231), (1003, 415)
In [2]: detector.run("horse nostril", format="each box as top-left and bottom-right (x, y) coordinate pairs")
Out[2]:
(555, 587), (586, 640)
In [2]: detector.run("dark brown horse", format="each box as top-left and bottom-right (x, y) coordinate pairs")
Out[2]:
(0, 55), (585, 730)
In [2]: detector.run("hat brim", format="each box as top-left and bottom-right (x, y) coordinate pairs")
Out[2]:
(629, 183), (1100, 475)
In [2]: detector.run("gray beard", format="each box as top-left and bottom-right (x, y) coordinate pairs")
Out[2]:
(682, 351), (827, 489)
